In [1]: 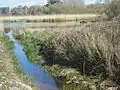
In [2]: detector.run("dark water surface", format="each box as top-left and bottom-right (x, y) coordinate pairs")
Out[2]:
(5, 28), (58, 90)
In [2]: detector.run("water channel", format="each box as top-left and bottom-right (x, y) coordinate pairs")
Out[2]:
(4, 22), (59, 90)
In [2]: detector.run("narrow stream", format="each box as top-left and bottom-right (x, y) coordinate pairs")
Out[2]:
(4, 23), (59, 90)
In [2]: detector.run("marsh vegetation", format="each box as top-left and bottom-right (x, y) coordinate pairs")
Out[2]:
(12, 17), (120, 89)
(1, 0), (120, 90)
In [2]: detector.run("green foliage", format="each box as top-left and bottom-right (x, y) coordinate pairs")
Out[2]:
(11, 5), (43, 16)
(29, 5), (43, 15)
(0, 31), (4, 38)
(104, 0), (120, 19)
(48, 3), (95, 14)
(0, 32), (32, 85)
(0, 32), (23, 74)
(1, 35), (14, 50)
(13, 30), (54, 65)
(87, 4), (106, 14)
(41, 6), (50, 14)
(11, 5), (28, 16)
(10, 3), (103, 15)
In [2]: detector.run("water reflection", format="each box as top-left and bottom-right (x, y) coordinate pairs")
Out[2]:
(3, 22), (10, 33)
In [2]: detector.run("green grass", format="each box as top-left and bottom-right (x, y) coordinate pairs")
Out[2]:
(0, 31), (38, 89)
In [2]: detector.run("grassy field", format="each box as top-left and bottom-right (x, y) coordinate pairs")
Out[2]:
(0, 14), (99, 22)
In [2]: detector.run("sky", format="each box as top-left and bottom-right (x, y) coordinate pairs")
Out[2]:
(0, 0), (97, 7)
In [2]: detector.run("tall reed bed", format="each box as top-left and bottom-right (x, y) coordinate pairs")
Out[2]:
(53, 21), (120, 82)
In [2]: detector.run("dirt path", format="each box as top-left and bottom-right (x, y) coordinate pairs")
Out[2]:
(0, 41), (32, 90)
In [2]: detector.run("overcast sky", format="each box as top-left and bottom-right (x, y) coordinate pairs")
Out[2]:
(0, 0), (96, 7)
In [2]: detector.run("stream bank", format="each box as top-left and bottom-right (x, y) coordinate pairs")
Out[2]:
(0, 31), (33, 90)
(5, 30), (58, 90)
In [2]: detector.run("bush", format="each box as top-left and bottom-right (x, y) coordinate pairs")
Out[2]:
(104, 0), (120, 20)
(48, 3), (95, 14)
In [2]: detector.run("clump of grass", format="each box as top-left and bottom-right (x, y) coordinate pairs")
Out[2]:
(52, 21), (120, 84)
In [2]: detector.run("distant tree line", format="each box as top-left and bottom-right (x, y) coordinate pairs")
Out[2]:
(104, 0), (120, 19)
(0, 7), (9, 16)
(10, 4), (89, 15)
(10, 0), (107, 16)
(10, 5), (47, 15)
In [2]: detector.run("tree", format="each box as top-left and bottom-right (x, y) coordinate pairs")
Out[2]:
(41, 6), (50, 14)
(23, 6), (29, 15)
(29, 5), (42, 15)
(11, 5), (25, 15)
(104, 0), (120, 19)
(48, 0), (63, 5)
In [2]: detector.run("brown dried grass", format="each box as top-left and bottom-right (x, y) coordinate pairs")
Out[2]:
(51, 21), (120, 83)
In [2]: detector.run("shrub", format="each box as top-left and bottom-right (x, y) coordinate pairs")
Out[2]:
(48, 3), (95, 14)
(104, 0), (120, 20)
(52, 21), (120, 83)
